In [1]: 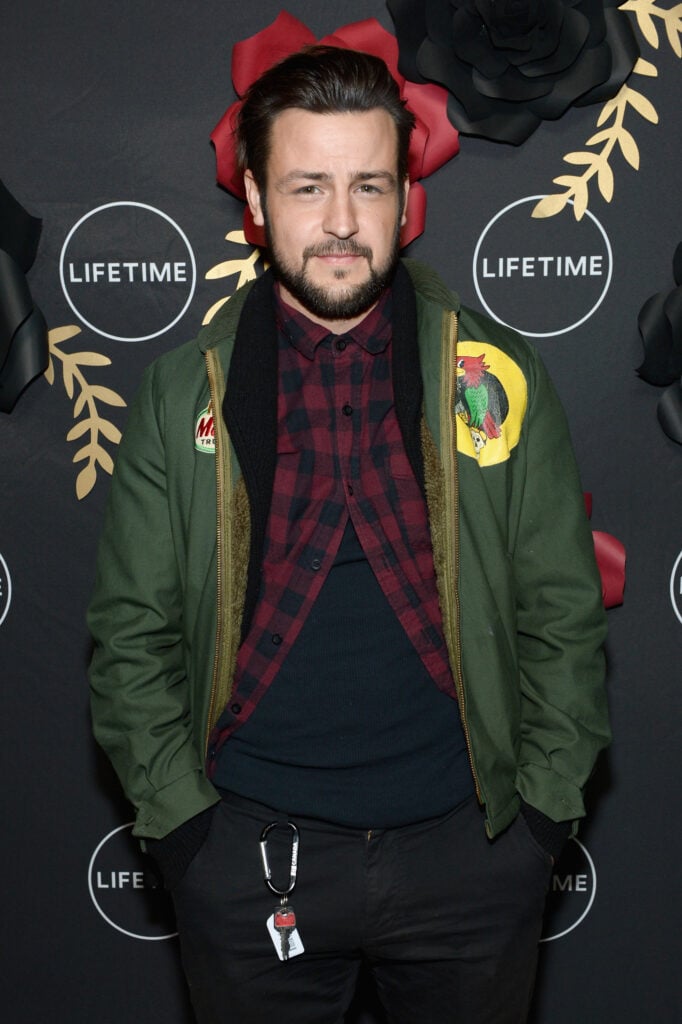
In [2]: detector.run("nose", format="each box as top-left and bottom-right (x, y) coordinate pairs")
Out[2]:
(322, 189), (358, 239)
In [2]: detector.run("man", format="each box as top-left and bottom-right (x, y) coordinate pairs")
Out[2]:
(89, 46), (609, 1024)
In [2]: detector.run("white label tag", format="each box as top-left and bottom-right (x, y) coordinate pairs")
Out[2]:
(266, 914), (305, 960)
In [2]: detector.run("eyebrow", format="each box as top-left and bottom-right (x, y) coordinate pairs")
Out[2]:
(275, 170), (398, 188)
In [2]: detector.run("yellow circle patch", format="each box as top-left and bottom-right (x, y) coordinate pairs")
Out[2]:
(455, 341), (527, 466)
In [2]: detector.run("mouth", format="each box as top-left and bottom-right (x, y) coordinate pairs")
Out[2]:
(314, 253), (364, 266)
(304, 243), (373, 267)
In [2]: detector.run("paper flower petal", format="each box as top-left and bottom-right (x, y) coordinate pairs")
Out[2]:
(324, 19), (399, 69)
(636, 246), (682, 387)
(401, 182), (427, 248)
(405, 81), (460, 177)
(584, 493), (626, 608)
(636, 245), (682, 445)
(211, 101), (245, 200)
(231, 12), (315, 96)
(657, 381), (682, 445)
(575, 8), (641, 107)
(673, 242), (682, 286)
(0, 249), (48, 413)
(592, 530), (626, 608)
(0, 179), (42, 273)
(0, 180), (48, 413)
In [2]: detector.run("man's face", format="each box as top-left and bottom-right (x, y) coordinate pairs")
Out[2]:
(244, 108), (409, 332)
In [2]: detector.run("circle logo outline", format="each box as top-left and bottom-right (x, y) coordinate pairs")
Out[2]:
(0, 554), (12, 627)
(670, 551), (682, 625)
(59, 201), (197, 342)
(540, 836), (597, 943)
(473, 196), (613, 338)
(87, 822), (177, 941)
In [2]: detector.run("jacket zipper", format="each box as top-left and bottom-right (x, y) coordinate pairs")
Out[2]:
(204, 348), (231, 755)
(440, 310), (482, 805)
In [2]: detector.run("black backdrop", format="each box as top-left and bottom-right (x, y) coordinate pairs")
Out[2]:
(2, 3), (681, 1021)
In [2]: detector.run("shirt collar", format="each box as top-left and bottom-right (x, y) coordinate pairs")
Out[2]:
(274, 283), (392, 360)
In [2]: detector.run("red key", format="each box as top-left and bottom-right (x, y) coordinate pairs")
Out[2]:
(274, 909), (296, 929)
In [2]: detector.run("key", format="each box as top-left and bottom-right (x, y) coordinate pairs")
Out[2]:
(274, 904), (297, 960)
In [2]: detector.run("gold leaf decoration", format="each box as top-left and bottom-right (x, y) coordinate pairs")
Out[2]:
(45, 325), (126, 500)
(620, 0), (682, 56)
(533, 58), (660, 220)
(534, 0), (682, 221)
(203, 230), (268, 324)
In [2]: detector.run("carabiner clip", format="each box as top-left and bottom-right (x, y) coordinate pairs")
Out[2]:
(259, 820), (300, 896)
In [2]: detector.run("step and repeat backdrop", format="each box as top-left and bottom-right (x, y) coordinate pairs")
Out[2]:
(2, 2), (680, 1022)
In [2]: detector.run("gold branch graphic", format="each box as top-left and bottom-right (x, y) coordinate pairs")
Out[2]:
(203, 230), (268, 324)
(620, 0), (682, 55)
(45, 325), (126, 500)
(533, 58), (659, 220)
(534, 1), (681, 220)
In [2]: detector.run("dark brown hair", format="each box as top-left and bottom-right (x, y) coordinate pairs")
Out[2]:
(236, 45), (415, 189)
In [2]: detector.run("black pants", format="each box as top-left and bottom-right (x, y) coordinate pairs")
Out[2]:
(171, 792), (552, 1024)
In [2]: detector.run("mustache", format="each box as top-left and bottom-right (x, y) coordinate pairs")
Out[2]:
(302, 241), (373, 261)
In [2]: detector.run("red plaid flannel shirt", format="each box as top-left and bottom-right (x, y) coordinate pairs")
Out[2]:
(209, 287), (457, 758)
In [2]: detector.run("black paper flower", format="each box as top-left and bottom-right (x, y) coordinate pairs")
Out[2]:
(387, 0), (640, 144)
(0, 180), (48, 413)
(637, 243), (682, 445)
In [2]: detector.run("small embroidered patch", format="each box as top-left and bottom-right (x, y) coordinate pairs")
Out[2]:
(194, 403), (215, 453)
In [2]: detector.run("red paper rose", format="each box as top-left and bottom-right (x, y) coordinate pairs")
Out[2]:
(210, 12), (460, 248)
(584, 494), (626, 608)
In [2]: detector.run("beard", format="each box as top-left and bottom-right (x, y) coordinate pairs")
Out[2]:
(262, 208), (403, 323)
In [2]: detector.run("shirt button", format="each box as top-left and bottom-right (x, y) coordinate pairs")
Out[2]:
(347, 483), (354, 496)
(335, 338), (347, 352)
(311, 557), (322, 571)
(272, 633), (283, 645)
(342, 404), (353, 416)
(230, 703), (242, 715)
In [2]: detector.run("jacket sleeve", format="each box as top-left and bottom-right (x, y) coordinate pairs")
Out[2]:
(511, 348), (610, 825)
(88, 364), (219, 840)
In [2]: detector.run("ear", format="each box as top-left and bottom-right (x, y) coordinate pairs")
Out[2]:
(401, 177), (410, 227)
(244, 170), (264, 227)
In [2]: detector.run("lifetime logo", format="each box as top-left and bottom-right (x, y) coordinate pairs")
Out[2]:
(541, 837), (597, 943)
(66, 261), (189, 285)
(95, 870), (150, 890)
(473, 196), (613, 338)
(480, 255), (605, 279)
(60, 201), (196, 343)
(552, 872), (590, 893)
(0, 553), (11, 627)
(88, 823), (177, 941)
(670, 550), (682, 625)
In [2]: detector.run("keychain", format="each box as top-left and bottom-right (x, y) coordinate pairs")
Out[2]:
(259, 820), (305, 961)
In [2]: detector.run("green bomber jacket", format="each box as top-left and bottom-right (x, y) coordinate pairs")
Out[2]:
(88, 258), (610, 842)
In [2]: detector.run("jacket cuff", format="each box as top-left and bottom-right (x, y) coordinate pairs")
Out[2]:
(145, 804), (216, 889)
(520, 800), (572, 862)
